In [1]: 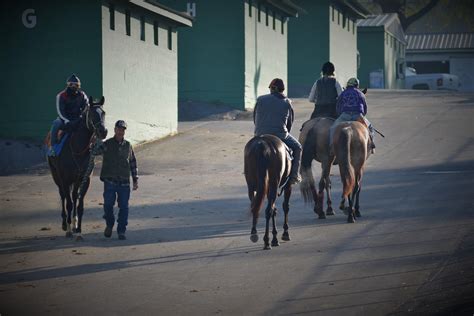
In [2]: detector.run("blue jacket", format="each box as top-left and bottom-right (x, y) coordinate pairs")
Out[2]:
(253, 92), (294, 139)
(336, 87), (367, 116)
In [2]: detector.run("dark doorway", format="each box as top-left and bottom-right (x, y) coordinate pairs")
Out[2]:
(407, 60), (450, 74)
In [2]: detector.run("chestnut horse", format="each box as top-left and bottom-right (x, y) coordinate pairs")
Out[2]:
(244, 135), (292, 250)
(299, 117), (336, 219)
(332, 121), (371, 223)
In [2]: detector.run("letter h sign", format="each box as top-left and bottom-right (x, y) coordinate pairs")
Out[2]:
(187, 3), (196, 17)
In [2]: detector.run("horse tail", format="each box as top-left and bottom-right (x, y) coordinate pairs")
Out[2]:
(250, 141), (269, 218)
(300, 127), (316, 204)
(338, 127), (355, 198)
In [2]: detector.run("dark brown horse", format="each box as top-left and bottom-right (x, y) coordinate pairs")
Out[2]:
(244, 135), (292, 250)
(332, 121), (371, 223)
(47, 96), (107, 240)
(299, 117), (336, 219)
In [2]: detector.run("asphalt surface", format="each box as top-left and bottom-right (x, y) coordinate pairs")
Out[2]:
(0, 90), (473, 315)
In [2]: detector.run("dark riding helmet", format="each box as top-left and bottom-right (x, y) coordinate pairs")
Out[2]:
(66, 74), (81, 87)
(268, 78), (285, 92)
(321, 62), (335, 76)
(115, 120), (127, 129)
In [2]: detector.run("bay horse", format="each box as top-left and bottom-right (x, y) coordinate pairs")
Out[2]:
(332, 121), (371, 223)
(299, 117), (336, 219)
(47, 96), (107, 240)
(244, 135), (292, 250)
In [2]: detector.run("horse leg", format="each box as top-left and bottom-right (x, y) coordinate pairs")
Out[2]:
(281, 186), (292, 241)
(340, 196), (347, 213)
(65, 190), (74, 238)
(347, 187), (357, 223)
(271, 206), (279, 247)
(75, 179), (89, 241)
(264, 189), (277, 250)
(59, 188), (67, 231)
(71, 186), (78, 234)
(326, 177), (334, 215)
(354, 178), (362, 218)
(315, 177), (326, 219)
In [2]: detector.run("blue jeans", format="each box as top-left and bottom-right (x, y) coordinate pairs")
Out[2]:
(50, 118), (63, 145)
(281, 134), (302, 178)
(103, 181), (130, 234)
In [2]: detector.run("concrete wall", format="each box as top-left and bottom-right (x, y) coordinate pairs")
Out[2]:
(101, 1), (179, 144)
(288, 0), (330, 97)
(329, 5), (358, 89)
(0, 0), (102, 140)
(384, 32), (405, 89)
(244, 1), (288, 109)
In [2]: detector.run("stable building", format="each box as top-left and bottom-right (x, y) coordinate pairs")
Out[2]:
(159, 0), (300, 110)
(288, 0), (368, 97)
(1, 0), (192, 143)
(406, 33), (474, 92)
(357, 13), (406, 89)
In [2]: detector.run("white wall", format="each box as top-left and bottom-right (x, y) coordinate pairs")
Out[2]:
(329, 6), (357, 88)
(244, 2), (288, 109)
(101, 3), (179, 144)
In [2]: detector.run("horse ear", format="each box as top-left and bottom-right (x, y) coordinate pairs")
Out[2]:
(88, 96), (94, 106)
(100, 96), (105, 106)
(362, 88), (367, 94)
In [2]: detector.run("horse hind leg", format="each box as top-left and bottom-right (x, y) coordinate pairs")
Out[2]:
(59, 189), (67, 231)
(347, 191), (356, 223)
(263, 189), (277, 250)
(271, 207), (279, 247)
(314, 177), (326, 219)
(281, 186), (292, 241)
(65, 193), (74, 238)
(325, 177), (335, 216)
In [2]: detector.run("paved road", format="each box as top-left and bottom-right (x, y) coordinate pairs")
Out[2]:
(1, 90), (473, 315)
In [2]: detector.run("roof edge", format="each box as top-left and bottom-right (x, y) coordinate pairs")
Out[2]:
(129, 0), (193, 27)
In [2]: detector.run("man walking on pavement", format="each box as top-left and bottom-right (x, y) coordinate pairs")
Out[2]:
(253, 78), (302, 185)
(97, 120), (139, 240)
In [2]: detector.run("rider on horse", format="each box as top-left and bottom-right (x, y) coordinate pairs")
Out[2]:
(50, 74), (89, 153)
(253, 78), (302, 185)
(308, 61), (343, 119)
(329, 77), (376, 153)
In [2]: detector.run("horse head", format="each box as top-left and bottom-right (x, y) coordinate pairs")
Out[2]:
(87, 96), (108, 140)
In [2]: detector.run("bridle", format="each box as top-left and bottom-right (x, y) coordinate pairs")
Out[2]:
(71, 105), (105, 156)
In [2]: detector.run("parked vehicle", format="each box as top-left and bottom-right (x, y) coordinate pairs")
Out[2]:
(405, 67), (460, 90)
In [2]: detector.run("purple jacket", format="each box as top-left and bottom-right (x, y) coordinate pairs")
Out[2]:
(336, 87), (367, 116)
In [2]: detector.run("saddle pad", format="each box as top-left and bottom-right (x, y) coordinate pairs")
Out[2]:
(47, 133), (69, 157)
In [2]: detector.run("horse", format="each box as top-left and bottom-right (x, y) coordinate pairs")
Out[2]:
(332, 121), (371, 223)
(299, 117), (337, 219)
(244, 135), (292, 250)
(47, 96), (107, 240)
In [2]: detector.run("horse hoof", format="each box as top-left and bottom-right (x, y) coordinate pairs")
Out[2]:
(271, 240), (280, 247)
(339, 204), (345, 211)
(318, 213), (326, 219)
(250, 234), (259, 243)
(347, 216), (356, 223)
(76, 235), (84, 242)
(342, 207), (350, 215)
(326, 208), (335, 216)
(263, 244), (272, 250)
(355, 210), (361, 217)
(65, 232), (73, 238)
(281, 233), (290, 241)
(72, 228), (77, 233)
(62, 223), (67, 231)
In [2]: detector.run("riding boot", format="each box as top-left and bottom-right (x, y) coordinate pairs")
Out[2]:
(288, 147), (302, 185)
(368, 127), (376, 154)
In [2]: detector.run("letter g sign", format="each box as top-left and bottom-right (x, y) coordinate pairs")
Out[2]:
(22, 9), (37, 28)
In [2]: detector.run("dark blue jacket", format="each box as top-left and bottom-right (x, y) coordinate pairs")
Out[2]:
(56, 89), (89, 123)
